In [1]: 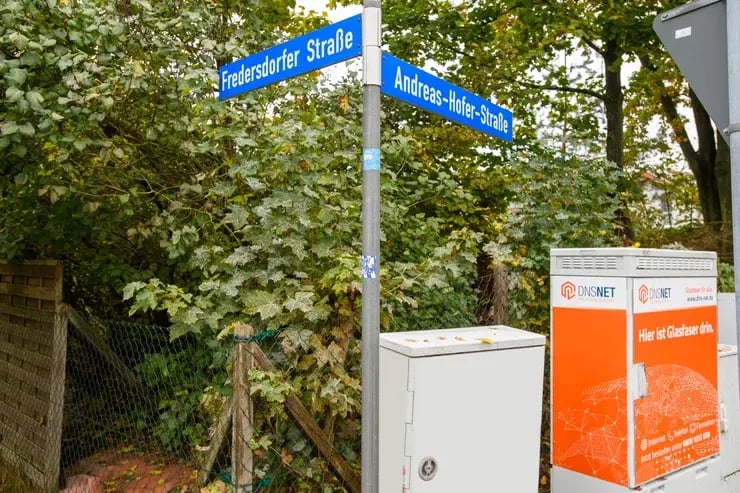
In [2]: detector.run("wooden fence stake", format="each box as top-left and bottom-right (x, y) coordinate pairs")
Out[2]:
(251, 343), (361, 493)
(196, 394), (233, 487)
(232, 324), (254, 492)
(66, 305), (145, 392)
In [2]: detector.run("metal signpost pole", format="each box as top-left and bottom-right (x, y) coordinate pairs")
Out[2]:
(361, 2), (381, 493)
(727, 0), (740, 396)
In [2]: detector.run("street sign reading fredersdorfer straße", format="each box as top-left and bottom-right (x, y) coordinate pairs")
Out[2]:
(381, 53), (513, 142)
(219, 14), (362, 101)
(653, 0), (729, 143)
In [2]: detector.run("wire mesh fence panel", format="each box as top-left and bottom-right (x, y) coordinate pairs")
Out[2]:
(61, 312), (362, 492)
(62, 311), (230, 492)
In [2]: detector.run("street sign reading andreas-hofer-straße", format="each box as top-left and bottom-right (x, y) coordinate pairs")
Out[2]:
(381, 53), (513, 142)
(219, 14), (362, 100)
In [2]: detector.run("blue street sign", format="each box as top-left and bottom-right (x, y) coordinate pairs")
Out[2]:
(219, 14), (362, 101)
(381, 54), (513, 141)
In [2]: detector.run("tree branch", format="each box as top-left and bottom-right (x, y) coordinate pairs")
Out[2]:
(581, 36), (605, 57)
(638, 54), (698, 167)
(395, 2), (606, 102)
(512, 77), (605, 101)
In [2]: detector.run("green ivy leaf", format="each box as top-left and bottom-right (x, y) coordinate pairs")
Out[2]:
(6, 87), (24, 103)
(5, 68), (27, 86)
(18, 123), (35, 137)
(1, 121), (19, 135)
(243, 290), (281, 320)
(283, 291), (314, 313)
(130, 289), (158, 314)
(25, 90), (44, 108)
(123, 281), (146, 300)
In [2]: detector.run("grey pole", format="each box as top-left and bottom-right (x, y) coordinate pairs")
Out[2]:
(361, 2), (381, 493)
(728, 0), (740, 395)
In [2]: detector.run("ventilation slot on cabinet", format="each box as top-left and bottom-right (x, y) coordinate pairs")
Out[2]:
(559, 256), (619, 271)
(635, 257), (715, 273)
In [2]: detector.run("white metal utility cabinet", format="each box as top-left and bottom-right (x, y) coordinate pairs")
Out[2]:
(379, 325), (546, 492)
(551, 248), (720, 493)
(719, 345), (740, 492)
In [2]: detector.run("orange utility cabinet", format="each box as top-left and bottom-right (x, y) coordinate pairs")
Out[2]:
(551, 248), (721, 492)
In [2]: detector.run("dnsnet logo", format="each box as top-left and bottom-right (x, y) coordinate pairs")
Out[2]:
(638, 284), (649, 304)
(638, 284), (672, 304)
(561, 281), (576, 300)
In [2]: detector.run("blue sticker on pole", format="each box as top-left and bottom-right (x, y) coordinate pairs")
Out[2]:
(361, 255), (378, 279)
(219, 14), (362, 101)
(363, 148), (381, 171)
(381, 53), (513, 142)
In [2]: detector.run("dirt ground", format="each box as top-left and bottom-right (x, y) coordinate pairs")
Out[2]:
(61, 446), (227, 493)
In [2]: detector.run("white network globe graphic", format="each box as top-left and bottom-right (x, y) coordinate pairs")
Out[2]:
(557, 364), (717, 485)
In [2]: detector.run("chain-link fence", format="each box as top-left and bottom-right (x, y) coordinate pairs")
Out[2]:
(59, 311), (361, 492)
(62, 313), (224, 492)
(62, 311), (332, 492)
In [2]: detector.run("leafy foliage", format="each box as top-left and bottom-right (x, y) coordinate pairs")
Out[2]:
(374, 0), (731, 243)
(117, 73), (484, 487)
(135, 338), (230, 451)
(495, 144), (622, 332)
(0, 0), (299, 314)
(719, 263), (734, 294)
(629, 166), (702, 234)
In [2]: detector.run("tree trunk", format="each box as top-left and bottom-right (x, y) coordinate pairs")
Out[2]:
(638, 55), (727, 235)
(475, 253), (508, 326)
(688, 89), (723, 231)
(715, 129), (732, 257)
(716, 130), (732, 222)
(604, 40), (634, 243)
